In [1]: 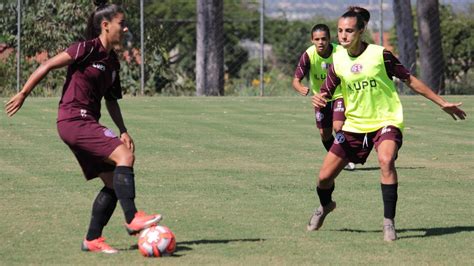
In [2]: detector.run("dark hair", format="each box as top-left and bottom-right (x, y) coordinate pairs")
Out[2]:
(85, 0), (124, 40)
(340, 10), (366, 31)
(311, 24), (330, 39)
(347, 6), (370, 24)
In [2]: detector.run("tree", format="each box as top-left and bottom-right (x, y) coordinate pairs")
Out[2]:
(264, 17), (343, 77)
(145, 0), (258, 95)
(417, 0), (445, 94)
(392, 0), (416, 75)
(439, 5), (473, 94)
(196, 0), (224, 96)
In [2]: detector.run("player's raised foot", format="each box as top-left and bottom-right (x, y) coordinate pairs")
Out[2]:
(344, 162), (356, 171)
(307, 201), (336, 231)
(81, 237), (118, 254)
(383, 218), (397, 242)
(126, 210), (162, 235)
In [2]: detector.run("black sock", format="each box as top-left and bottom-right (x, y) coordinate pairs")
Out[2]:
(114, 166), (138, 224)
(317, 184), (335, 207)
(322, 135), (335, 152)
(381, 183), (398, 219)
(86, 186), (118, 241)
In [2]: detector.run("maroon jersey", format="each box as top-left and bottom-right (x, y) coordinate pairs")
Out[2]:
(294, 51), (311, 80)
(293, 44), (335, 81)
(58, 38), (122, 122)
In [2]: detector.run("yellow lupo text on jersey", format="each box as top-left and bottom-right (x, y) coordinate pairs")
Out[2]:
(347, 79), (377, 91)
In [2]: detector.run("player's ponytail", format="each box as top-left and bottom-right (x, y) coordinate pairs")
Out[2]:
(85, 0), (124, 40)
(347, 6), (370, 25)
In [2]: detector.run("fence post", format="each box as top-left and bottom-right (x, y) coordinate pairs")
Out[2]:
(16, 0), (21, 93)
(259, 0), (264, 96)
(379, 0), (383, 46)
(140, 0), (145, 95)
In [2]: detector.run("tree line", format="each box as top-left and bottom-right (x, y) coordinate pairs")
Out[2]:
(0, 0), (472, 96)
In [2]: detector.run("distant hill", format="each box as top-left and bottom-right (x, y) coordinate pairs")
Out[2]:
(264, 0), (473, 30)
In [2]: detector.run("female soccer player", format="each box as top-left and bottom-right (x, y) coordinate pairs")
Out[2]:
(307, 10), (466, 241)
(292, 24), (356, 170)
(5, 0), (161, 253)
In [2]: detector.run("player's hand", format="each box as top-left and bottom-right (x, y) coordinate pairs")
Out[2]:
(299, 87), (310, 96)
(312, 92), (328, 108)
(441, 102), (467, 120)
(120, 132), (135, 152)
(5, 92), (27, 117)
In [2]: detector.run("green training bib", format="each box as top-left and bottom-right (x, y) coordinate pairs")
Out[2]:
(306, 43), (343, 100)
(333, 44), (404, 133)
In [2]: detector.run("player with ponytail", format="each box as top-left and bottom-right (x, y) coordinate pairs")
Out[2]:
(307, 8), (466, 242)
(6, 0), (162, 253)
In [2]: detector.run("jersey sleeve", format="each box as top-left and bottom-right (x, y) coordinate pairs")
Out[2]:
(105, 53), (123, 101)
(383, 50), (411, 81)
(294, 52), (311, 80)
(104, 71), (123, 101)
(320, 64), (341, 99)
(65, 41), (94, 64)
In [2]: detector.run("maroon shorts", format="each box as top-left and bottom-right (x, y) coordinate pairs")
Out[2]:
(329, 126), (403, 164)
(315, 98), (346, 129)
(57, 118), (122, 180)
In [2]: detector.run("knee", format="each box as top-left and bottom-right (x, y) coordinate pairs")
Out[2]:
(318, 173), (335, 189)
(117, 150), (135, 166)
(378, 154), (395, 170)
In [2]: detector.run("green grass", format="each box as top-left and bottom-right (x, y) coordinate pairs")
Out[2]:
(0, 96), (473, 265)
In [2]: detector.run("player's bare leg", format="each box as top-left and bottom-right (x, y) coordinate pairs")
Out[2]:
(308, 152), (347, 231)
(377, 140), (399, 241)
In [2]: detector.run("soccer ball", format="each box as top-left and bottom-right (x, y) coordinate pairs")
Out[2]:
(138, 225), (176, 257)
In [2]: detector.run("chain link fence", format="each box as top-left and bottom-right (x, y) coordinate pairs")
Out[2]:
(1, 0), (472, 96)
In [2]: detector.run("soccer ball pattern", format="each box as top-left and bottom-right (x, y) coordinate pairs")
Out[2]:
(138, 225), (176, 257)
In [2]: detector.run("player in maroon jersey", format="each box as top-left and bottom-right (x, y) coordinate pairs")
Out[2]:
(5, 0), (161, 253)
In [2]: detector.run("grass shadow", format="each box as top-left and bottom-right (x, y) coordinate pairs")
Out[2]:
(178, 238), (266, 245)
(119, 239), (266, 257)
(397, 226), (474, 239)
(332, 226), (474, 239)
(351, 166), (426, 171)
(174, 238), (266, 257)
(119, 244), (138, 251)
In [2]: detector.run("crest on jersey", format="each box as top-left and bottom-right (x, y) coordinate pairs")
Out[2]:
(321, 62), (328, 70)
(334, 132), (345, 144)
(316, 111), (324, 122)
(103, 128), (117, 138)
(351, 63), (363, 73)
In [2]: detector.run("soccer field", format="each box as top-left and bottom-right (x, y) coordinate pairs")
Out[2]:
(0, 96), (473, 264)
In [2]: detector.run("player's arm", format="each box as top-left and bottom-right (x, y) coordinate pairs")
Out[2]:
(5, 52), (73, 117)
(292, 78), (310, 96)
(106, 100), (134, 152)
(292, 52), (310, 96)
(384, 49), (466, 121)
(312, 64), (339, 108)
(405, 75), (466, 120)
